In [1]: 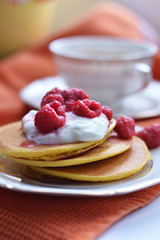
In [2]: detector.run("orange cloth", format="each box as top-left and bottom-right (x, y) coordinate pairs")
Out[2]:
(0, 2), (160, 240)
(0, 184), (160, 240)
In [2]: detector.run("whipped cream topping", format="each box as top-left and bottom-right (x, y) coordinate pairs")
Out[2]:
(22, 110), (109, 145)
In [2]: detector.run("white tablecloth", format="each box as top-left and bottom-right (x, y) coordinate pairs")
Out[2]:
(98, 194), (160, 240)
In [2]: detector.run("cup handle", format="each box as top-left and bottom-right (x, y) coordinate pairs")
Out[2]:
(134, 63), (152, 90)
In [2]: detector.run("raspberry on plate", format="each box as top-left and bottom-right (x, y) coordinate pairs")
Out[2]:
(102, 106), (113, 120)
(136, 124), (160, 149)
(115, 116), (135, 139)
(73, 99), (102, 118)
(35, 101), (66, 134)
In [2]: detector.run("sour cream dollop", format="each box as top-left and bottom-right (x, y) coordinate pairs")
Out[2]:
(22, 110), (109, 145)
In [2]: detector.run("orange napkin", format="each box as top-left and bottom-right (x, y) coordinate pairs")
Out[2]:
(0, 2), (160, 240)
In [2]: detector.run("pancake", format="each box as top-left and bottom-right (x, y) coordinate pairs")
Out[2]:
(0, 119), (116, 160)
(27, 136), (151, 182)
(8, 136), (133, 167)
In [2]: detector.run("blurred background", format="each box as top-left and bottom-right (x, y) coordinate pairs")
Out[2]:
(53, 0), (160, 38)
(0, 0), (159, 58)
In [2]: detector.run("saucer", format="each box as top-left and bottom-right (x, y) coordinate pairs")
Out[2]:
(20, 76), (160, 119)
(20, 76), (68, 109)
(114, 80), (160, 119)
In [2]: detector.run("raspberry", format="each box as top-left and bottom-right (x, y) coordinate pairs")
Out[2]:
(73, 99), (102, 118)
(44, 87), (62, 97)
(35, 101), (66, 133)
(65, 99), (75, 112)
(41, 87), (89, 111)
(61, 88), (89, 101)
(102, 105), (113, 120)
(115, 116), (135, 139)
(41, 87), (63, 107)
(136, 124), (160, 149)
(62, 88), (89, 112)
(41, 94), (64, 107)
(49, 101), (66, 118)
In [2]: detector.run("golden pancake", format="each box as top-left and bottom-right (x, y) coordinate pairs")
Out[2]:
(8, 136), (132, 167)
(0, 119), (116, 160)
(28, 136), (151, 182)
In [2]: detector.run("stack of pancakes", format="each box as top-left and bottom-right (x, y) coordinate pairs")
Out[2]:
(0, 119), (151, 182)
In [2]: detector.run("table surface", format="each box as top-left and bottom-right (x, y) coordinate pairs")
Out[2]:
(98, 194), (160, 240)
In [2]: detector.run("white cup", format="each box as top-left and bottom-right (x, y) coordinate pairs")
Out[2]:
(49, 36), (158, 108)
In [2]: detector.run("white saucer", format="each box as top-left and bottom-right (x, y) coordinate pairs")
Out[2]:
(20, 76), (160, 119)
(114, 80), (160, 119)
(20, 76), (69, 109)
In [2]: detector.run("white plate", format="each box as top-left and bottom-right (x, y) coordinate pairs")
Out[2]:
(0, 146), (160, 196)
(20, 76), (160, 119)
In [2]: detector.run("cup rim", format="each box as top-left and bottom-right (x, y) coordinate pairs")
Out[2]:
(49, 36), (158, 62)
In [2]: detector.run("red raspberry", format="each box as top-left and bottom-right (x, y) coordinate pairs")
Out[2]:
(44, 87), (62, 97)
(35, 101), (66, 133)
(102, 105), (113, 120)
(61, 88), (89, 101)
(41, 87), (63, 107)
(136, 124), (160, 149)
(65, 99), (75, 112)
(49, 101), (66, 118)
(41, 94), (64, 107)
(115, 116), (135, 139)
(62, 88), (89, 112)
(73, 99), (102, 118)
(41, 87), (89, 111)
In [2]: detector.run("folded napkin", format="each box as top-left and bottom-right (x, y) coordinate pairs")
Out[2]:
(0, 2), (160, 240)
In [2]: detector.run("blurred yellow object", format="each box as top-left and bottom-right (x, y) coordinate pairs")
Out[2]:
(0, 0), (57, 58)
